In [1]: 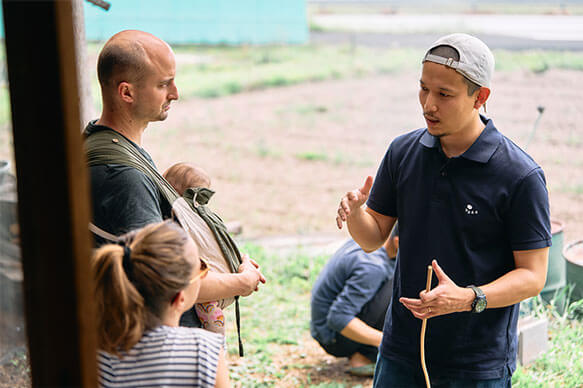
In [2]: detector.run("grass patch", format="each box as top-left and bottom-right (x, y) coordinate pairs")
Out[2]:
(309, 22), (325, 33)
(0, 348), (30, 387)
(333, 151), (375, 167)
(224, 243), (583, 386)
(514, 289), (583, 387)
(557, 183), (583, 195)
(495, 50), (583, 73)
(169, 45), (423, 100)
(254, 139), (282, 159)
(295, 104), (328, 115)
(226, 243), (329, 386)
(566, 133), (582, 147)
(296, 151), (329, 162)
(179, 47), (583, 98)
(293, 150), (374, 167)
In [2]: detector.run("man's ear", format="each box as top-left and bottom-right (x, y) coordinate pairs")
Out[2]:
(474, 87), (491, 110)
(118, 81), (134, 103)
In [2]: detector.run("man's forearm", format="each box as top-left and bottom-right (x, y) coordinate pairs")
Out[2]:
(482, 268), (547, 309)
(422, 270), (542, 314)
(453, 248), (549, 311)
(347, 208), (395, 253)
(340, 317), (383, 347)
(196, 272), (248, 303)
(481, 247), (549, 309)
(401, 250), (549, 319)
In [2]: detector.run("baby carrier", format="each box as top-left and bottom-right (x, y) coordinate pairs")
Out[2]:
(85, 129), (245, 356)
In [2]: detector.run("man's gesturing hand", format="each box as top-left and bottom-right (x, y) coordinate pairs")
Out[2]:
(399, 260), (474, 319)
(336, 176), (374, 229)
(237, 253), (267, 296)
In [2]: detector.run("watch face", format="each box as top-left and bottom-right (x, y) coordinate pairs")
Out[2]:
(475, 297), (487, 313)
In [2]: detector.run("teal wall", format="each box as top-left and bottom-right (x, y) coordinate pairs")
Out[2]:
(84, 0), (308, 44)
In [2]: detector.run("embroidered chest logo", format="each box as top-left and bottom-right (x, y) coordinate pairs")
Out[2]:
(465, 203), (479, 215)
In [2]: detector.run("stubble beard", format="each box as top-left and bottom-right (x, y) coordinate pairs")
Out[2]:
(155, 106), (169, 122)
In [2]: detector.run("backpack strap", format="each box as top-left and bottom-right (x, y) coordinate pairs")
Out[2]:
(88, 222), (120, 243)
(85, 129), (179, 206)
(184, 187), (243, 273)
(176, 191), (246, 356)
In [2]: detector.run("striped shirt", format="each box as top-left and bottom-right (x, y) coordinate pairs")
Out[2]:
(98, 325), (223, 388)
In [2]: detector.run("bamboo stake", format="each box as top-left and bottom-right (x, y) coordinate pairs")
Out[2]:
(420, 265), (433, 388)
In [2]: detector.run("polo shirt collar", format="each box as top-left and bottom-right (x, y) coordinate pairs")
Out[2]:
(420, 129), (439, 148)
(462, 117), (500, 163)
(419, 115), (501, 163)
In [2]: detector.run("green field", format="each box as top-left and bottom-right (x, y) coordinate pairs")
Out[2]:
(228, 244), (583, 387)
(173, 45), (583, 99)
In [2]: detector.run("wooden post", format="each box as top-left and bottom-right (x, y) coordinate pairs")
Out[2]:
(2, 1), (97, 386)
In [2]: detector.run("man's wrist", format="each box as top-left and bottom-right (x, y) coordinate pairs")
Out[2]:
(466, 285), (487, 313)
(463, 287), (476, 312)
(234, 272), (251, 293)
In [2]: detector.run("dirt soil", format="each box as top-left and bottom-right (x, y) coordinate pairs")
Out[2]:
(0, 349), (29, 388)
(228, 333), (375, 387)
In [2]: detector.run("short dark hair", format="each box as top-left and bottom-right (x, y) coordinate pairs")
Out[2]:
(427, 45), (481, 96)
(97, 40), (148, 90)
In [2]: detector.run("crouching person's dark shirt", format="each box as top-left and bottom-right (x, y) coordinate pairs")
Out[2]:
(311, 239), (396, 345)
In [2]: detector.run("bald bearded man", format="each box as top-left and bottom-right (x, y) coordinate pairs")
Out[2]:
(84, 30), (265, 327)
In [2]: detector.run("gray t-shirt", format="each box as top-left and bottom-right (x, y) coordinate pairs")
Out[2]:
(84, 121), (172, 245)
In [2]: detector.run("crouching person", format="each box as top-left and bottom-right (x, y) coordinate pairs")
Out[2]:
(310, 226), (398, 377)
(93, 221), (230, 388)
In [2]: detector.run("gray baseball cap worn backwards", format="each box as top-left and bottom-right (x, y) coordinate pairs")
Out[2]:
(423, 33), (495, 88)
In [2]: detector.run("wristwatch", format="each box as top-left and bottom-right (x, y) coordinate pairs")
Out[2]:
(467, 285), (487, 313)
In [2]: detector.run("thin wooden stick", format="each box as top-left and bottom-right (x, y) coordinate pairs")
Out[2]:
(420, 265), (433, 388)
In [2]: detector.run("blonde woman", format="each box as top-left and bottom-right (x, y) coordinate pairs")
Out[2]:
(92, 221), (230, 387)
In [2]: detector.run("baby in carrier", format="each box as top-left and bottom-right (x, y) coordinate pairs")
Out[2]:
(164, 163), (234, 335)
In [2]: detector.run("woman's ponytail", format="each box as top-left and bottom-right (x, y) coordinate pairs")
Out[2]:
(92, 221), (194, 355)
(92, 243), (145, 355)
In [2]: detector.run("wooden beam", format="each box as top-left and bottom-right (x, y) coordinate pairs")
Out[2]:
(2, 1), (96, 386)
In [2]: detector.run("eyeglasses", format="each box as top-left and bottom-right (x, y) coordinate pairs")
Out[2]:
(189, 257), (209, 284)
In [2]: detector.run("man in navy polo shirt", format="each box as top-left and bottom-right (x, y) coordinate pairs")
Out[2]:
(336, 33), (551, 387)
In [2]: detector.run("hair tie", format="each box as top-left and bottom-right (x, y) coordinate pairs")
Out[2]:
(121, 245), (133, 277)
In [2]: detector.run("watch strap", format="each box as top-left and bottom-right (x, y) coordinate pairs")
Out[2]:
(467, 285), (485, 313)
(468, 284), (483, 297)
